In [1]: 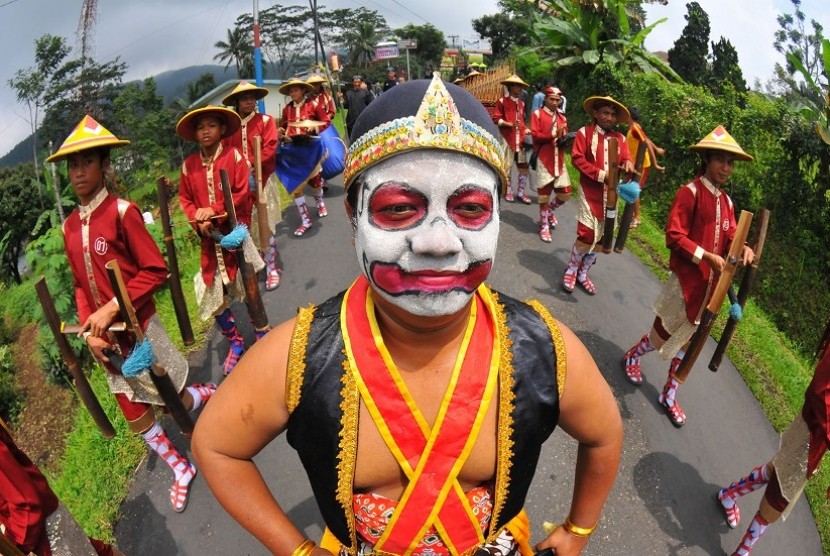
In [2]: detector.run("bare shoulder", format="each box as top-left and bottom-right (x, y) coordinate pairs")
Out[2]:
(194, 316), (298, 456)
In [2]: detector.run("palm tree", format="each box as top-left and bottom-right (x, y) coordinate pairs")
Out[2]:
(214, 27), (254, 78)
(343, 21), (378, 67)
(788, 38), (830, 144)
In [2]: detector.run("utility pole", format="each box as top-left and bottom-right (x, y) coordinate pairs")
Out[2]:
(448, 34), (459, 49)
(253, 0), (265, 113)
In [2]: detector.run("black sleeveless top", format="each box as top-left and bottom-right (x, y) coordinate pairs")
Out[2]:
(285, 286), (565, 550)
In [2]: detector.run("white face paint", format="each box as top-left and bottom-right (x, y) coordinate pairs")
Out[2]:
(354, 150), (500, 317)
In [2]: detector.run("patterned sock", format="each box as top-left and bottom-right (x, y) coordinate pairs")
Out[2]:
(721, 464), (771, 505)
(565, 245), (582, 276)
(263, 236), (279, 274)
(577, 252), (597, 281)
(294, 197), (312, 228)
(550, 197), (564, 210)
(142, 422), (192, 482)
(539, 203), (550, 225)
(517, 174), (529, 196)
(662, 357), (683, 404)
(625, 334), (655, 366)
(733, 511), (770, 556)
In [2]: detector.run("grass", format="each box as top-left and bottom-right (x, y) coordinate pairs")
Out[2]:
(629, 205), (830, 553)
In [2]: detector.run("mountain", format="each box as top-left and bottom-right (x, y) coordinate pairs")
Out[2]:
(0, 65), (236, 168)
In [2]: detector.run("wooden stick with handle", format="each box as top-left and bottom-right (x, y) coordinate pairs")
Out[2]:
(601, 137), (619, 253)
(676, 210), (753, 383)
(0, 529), (26, 556)
(155, 177), (195, 346)
(253, 135), (272, 249)
(218, 169), (270, 335)
(35, 277), (115, 439)
(709, 208), (770, 371)
(104, 260), (194, 435)
(614, 141), (648, 253)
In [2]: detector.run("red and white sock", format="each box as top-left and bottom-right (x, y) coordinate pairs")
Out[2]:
(539, 203), (550, 225)
(733, 511), (770, 555)
(142, 422), (194, 483)
(564, 245), (582, 277)
(662, 352), (684, 404)
(720, 464), (770, 507)
(186, 383), (216, 412)
(625, 333), (655, 366)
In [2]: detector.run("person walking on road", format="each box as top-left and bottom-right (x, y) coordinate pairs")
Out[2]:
(562, 96), (634, 295)
(493, 73), (532, 204)
(54, 115), (216, 512)
(621, 126), (754, 428)
(717, 337), (830, 555)
(530, 86), (570, 243)
(341, 75), (372, 140)
(193, 75), (622, 555)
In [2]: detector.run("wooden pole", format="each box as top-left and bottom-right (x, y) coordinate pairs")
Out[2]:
(676, 210), (753, 383)
(601, 137), (619, 253)
(614, 141), (648, 253)
(218, 169), (270, 335)
(104, 260), (194, 435)
(253, 135), (271, 248)
(709, 208), (771, 371)
(35, 277), (115, 439)
(155, 178), (194, 345)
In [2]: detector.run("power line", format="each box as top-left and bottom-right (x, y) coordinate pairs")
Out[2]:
(386, 0), (430, 24)
(0, 0), (25, 8)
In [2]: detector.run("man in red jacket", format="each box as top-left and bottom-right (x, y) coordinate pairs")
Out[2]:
(563, 96), (633, 295)
(621, 126), (754, 428)
(530, 86), (570, 243)
(222, 81), (283, 291)
(492, 73), (532, 203)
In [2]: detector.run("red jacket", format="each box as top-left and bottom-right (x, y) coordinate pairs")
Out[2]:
(666, 177), (736, 323)
(0, 424), (58, 555)
(280, 99), (331, 138)
(804, 347), (830, 476)
(179, 145), (251, 286)
(223, 111), (278, 178)
(530, 107), (568, 177)
(492, 96), (527, 152)
(571, 123), (632, 218)
(63, 191), (167, 330)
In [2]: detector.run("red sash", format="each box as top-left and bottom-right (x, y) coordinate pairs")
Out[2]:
(341, 276), (499, 554)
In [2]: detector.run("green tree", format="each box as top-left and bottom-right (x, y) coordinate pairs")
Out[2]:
(214, 27), (254, 78)
(528, 0), (678, 81)
(343, 20), (382, 68)
(472, 13), (529, 61)
(8, 34), (71, 199)
(393, 24), (447, 71)
(709, 37), (747, 98)
(321, 7), (390, 54)
(667, 2), (710, 85)
(251, 4), (313, 79)
(771, 0), (826, 105)
(187, 72), (217, 104)
(0, 165), (45, 284)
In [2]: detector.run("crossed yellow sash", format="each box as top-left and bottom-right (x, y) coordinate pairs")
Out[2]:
(341, 276), (500, 554)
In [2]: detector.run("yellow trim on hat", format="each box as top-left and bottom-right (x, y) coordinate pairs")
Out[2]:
(222, 81), (269, 106)
(583, 96), (631, 125)
(690, 125), (753, 161)
(46, 115), (130, 163)
(175, 106), (242, 142)
(344, 74), (509, 190)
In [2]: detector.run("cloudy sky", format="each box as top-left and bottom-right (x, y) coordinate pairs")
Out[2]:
(1, 0), (828, 157)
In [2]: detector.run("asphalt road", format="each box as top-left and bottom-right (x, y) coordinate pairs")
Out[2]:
(114, 174), (823, 555)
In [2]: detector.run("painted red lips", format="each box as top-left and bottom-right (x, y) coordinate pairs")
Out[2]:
(370, 260), (493, 296)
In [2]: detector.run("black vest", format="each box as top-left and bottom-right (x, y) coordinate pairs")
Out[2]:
(286, 288), (562, 549)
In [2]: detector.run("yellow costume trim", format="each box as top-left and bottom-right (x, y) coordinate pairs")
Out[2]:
(337, 359), (360, 551)
(286, 305), (316, 414)
(527, 299), (567, 397)
(487, 288), (515, 536)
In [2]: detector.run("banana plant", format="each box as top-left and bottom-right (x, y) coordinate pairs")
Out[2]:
(787, 38), (830, 145)
(530, 0), (681, 81)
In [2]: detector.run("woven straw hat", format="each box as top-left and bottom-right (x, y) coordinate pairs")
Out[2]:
(306, 74), (327, 85)
(46, 115), (130, 163)
(690, 125), (753, 161)
(499, 73), (529, 88)
(278, 78), (313, 96)
(176, 106), (241, 142)
(583, 95), (630, 124)
(222, 81), (269, 106)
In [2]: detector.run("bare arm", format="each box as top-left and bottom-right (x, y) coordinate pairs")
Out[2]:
(192, 318), (324, 555)
(536, 322), (623, 556)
